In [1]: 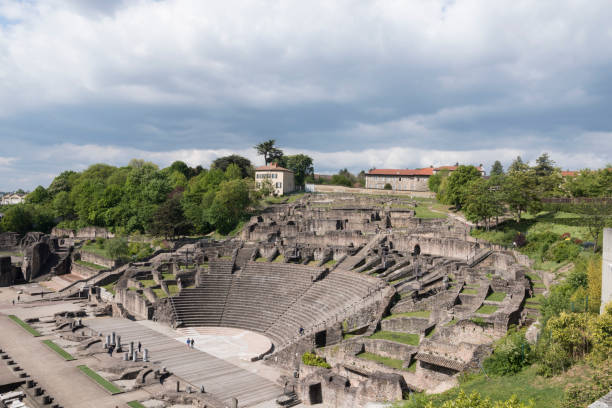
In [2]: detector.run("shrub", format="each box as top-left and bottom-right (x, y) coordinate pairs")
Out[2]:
(560, 359), (612, 408)
(544, 240), (581, 263)
(107, 237), (129, 260)
(513, 233), (527, 248)
(302, 352), (331, 368)
(483, 327), (532, 375)
(423, 390), (534, 408)
(384, 183), (392, 190)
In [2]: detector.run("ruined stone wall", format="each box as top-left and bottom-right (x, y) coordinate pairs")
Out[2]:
(0, 232), (20, 249)
(71, 262), (104, 278)
(116, 288), (152, 320)
(51, 227), (75, 238)
(0, 256), (16, 286)
(21, 241), (50, 281)
(380, 317), (431, 333)
(76, 227), (115, 239)
(390, 235), (479, 260)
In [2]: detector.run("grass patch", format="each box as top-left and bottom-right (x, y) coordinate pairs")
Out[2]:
(475, 305), (499, 314)
(369, 331), (420, 346)
(461, 288), (478, 295)
(74, 259), (106, 270)
(161, 273), (174, 280)
(446, 318), (458, 326)
(415, 206), (447, 219)
(272, 254), (285, 263)
(525, 272), (542, 282)
(127, 402), (146, 408)
(534, 283), (546, 289)
(384, 310), (430, 320)
(357, 352), (406, 370)
(425, 327), (436, 338)
(485, 292), (506, 302)
(307, 259), (319, 266)
(324, 259), (337, 267)
(42, 340), (75, 361)
(77, 365), (122, 394)
(8, 315), (41, 337)
(138, 279), (157, 288)
(398, 364), (594, 408)
(255, 257), (267, 262)
(101, 282), (116, 295)
(81, 244), (112, 259)
(152, 288), (166, 298)
(167, 284), (179, 295)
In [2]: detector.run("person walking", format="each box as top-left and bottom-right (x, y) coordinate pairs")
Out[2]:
(138, 341), (142, 353)
(190, 338), (194, 348)
(186, 338), (190, 347)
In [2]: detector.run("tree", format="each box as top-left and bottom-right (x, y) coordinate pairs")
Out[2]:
(285, 154), (314, 186)
(503, 167), (539, 222)
(255, 139), (284, 165)
(211, 155), (253, 178)
(0, 205), (32, 234)
(534, 153), (555, 177)
(491, 160), (504, 176)
(148, 192), (190, 238)
(463, 178), (496, 229)
(47, 170), (78, 196)
(207, 179), (252, 234)
(428, 170), (449, 194)
(27, 186), (49, 204)
(167, 161), (191, 178)
(508, 156), (528, 173)
(330, 168), (356, 187)
(106, 237), (129, 260)
(424, 390), (534, 408)
(224, 163), (243, 180)
(443, 165), (482, 208)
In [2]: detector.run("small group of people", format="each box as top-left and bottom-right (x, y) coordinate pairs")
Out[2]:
(186, 338), (195, 348)
(11, 295), (20, 305)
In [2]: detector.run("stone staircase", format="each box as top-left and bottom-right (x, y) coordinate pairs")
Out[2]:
(337, 233), (386, 270)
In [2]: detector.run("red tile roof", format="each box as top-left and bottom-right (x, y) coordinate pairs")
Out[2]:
(561, 171), (577, 177)
(367, 168), (434, 176)
(255, 163), (292, 172)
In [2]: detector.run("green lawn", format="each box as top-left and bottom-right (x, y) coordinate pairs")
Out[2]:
(77, 365), (122, 394)
(357, 352), (405, 370)
(398, 365), (570, 408)
(127, 402), (146, 408)
(273, 255), (285, 263)
(8, 315), (42, 337)
(525, 272), (542, 282)
(161, 273), (174, 280)
(167, 284), (179, 295)
(138, 279), (157, 288)
(255, 257), (267, 262)
(81, 244), (113, 259)
(74, 259), (106, 270)
(42, 340), (75, 361)
(446, 318), (458, 326)
(384, 310), (431, 320)
(485, 292), (506, 302)
(415, 206), (447, 219)
(101, 282), (116, 295)
(152, 288), (166, 298)
(461, 288), (478, 295)
(324, 259), (337, 266)
(475, 305), (499, 314)
(369, 331), (420, 346)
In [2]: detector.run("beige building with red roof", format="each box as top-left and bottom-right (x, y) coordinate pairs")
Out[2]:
(255, 163), (295, 196)
(365, 165), (484, 192)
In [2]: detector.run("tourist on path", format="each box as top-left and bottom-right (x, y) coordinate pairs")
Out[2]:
(138, 341), (142, 353)
(190, 338), (194, 348)
(186, 338), (190, 347)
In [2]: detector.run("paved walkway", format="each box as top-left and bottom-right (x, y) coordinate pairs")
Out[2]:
(0, 314), (150, 408)
(86, 318), (283, 407)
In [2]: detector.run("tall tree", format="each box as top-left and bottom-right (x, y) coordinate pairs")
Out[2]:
(285, 154), (314, 186)
(503, 167), (539, 222)
(443, 165), (483, 209)
(535, 153), (555, 177)
(255, 139), (284, 165)
(490, 160), (504, 176)
(211, 155), (253, 178)
(508, 156), (529, 173)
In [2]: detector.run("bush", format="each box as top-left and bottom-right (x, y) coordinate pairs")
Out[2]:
(560, 359), (612, 408)
(483, 328), (532, 375)
(384, 183), (392, 190)
(544, 240), (581, 263)
(301, 352), (331, 368)
(423, 390), (534, 408)
(522, 231), (559, 257)
(513, 233), (527, 248)
(107, 237), (129, 260)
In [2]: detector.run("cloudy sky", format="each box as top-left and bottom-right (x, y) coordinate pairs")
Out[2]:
(1, 0), (611, 190)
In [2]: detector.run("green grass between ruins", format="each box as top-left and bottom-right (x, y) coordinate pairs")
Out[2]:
(101, 282), (116, 295)
(399, 365), (569, 408)
(42, 340), (76, 361)
(255, 257), (267, 262)
(369, 331), (420, 346)
(460, 288), (478, 295)
(323, 259), (337, 266)
(77, 365), (122, 394)
(161, 273), (174, 280)
(384, 310), (430, 320)
(475, 305), (499, 315)
(152, 288), (166, 298)
(414, 206), (447, 219)
(8, 315), (42, 337)
(485, 292), (506, 302)
(127, 402), (146, 408)
(272, 254), (284, 263)
(357, 352), (406, 370)
(74, 259), (106, 270)
(80, 243), (113, 259)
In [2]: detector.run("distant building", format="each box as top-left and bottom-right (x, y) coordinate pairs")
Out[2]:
(365, 165), (485, 192)
(255, 163), (295, 196)
(0, 193), (26, 205)
(602, 228), (612, 314)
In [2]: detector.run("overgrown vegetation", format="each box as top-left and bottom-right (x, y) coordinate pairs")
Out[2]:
(301, 352), (331, 368)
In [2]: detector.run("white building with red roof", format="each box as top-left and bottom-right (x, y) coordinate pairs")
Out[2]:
(255, 163), (295, 196)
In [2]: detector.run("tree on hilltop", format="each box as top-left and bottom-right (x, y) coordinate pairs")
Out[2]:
(285, 154), (314, 186)
(211, 154), (253, 178)
(255, 139), (284, 165)
(491, 160), (504, 176)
